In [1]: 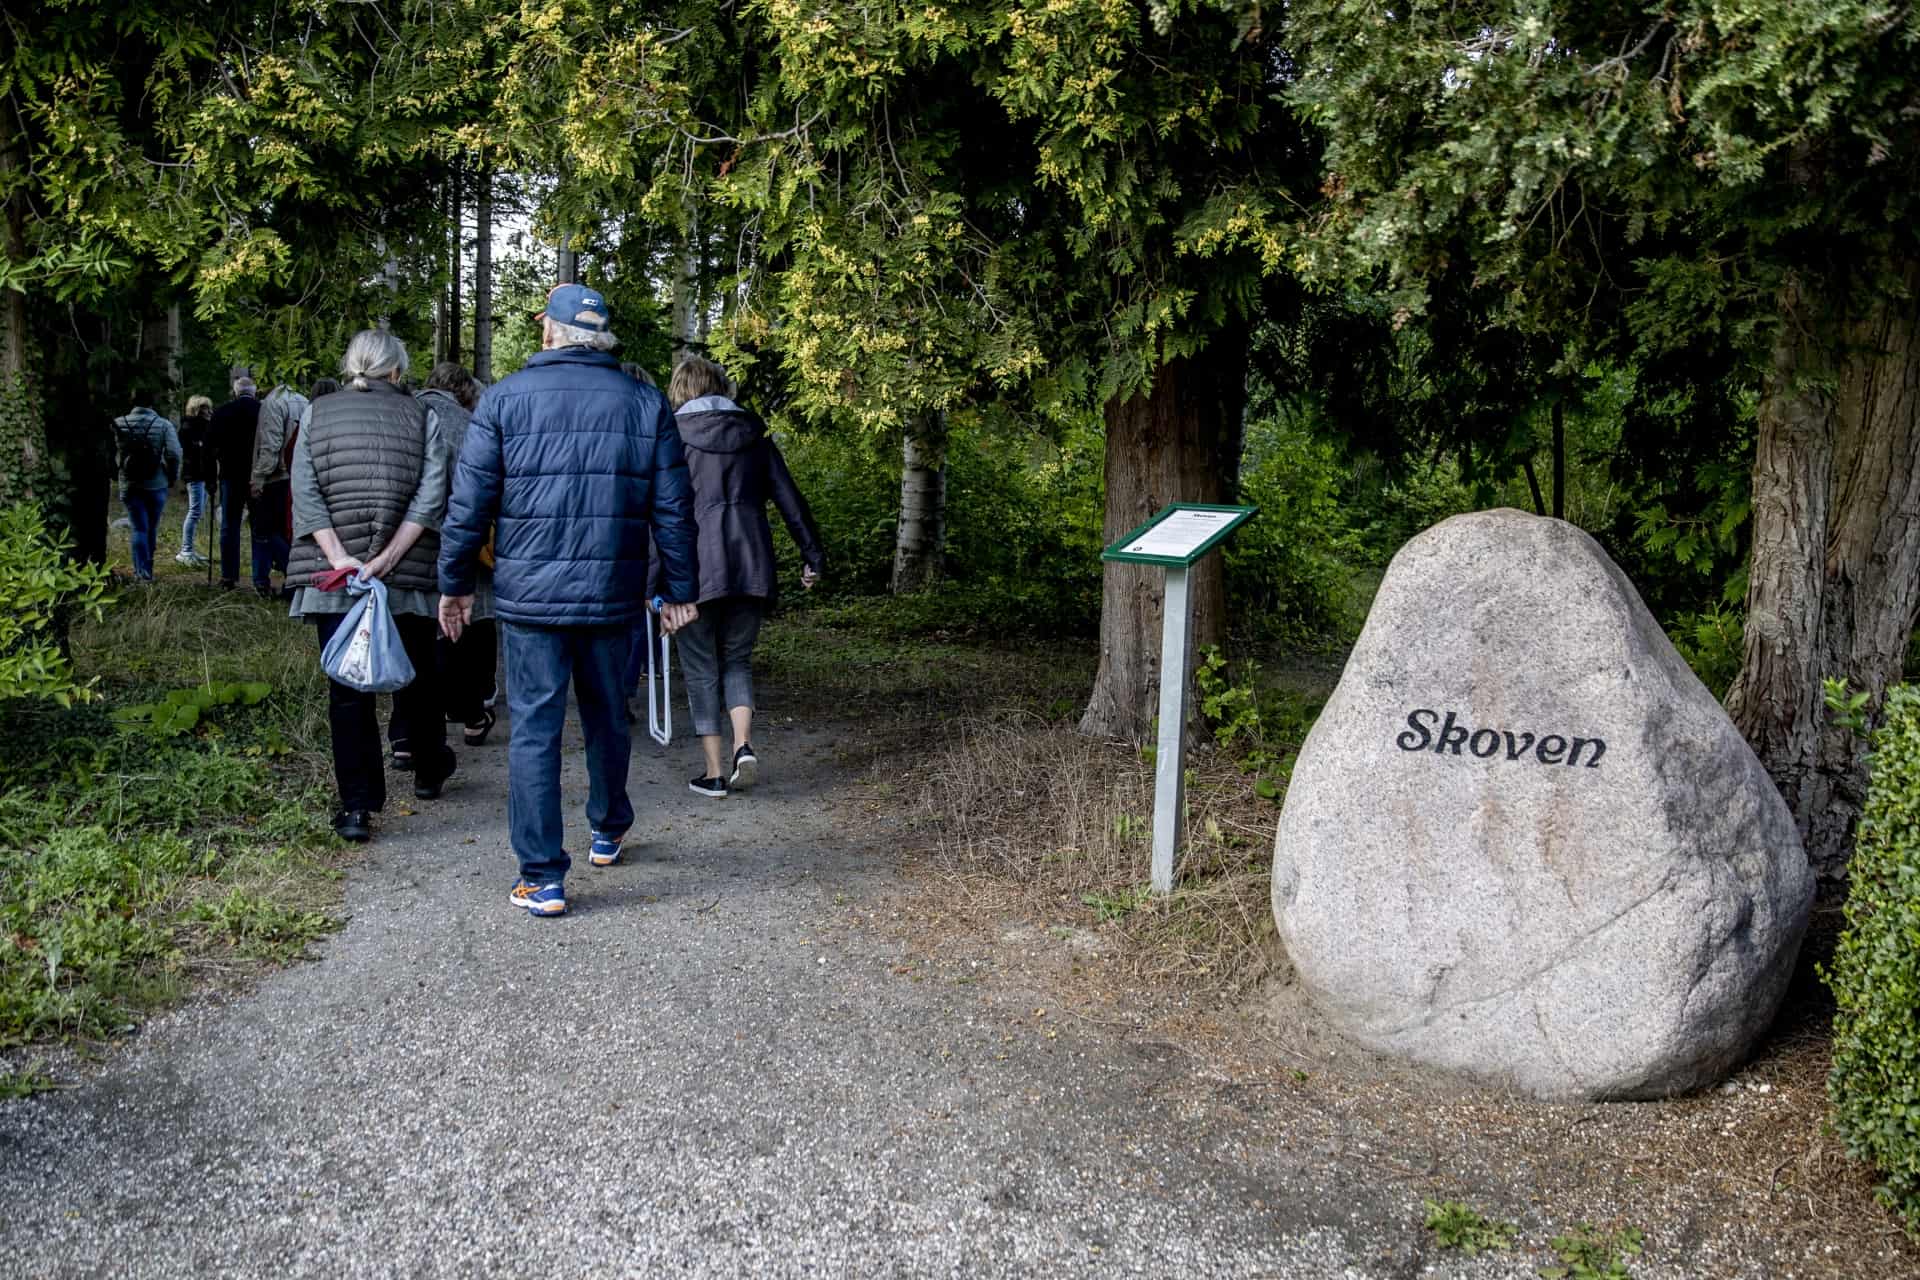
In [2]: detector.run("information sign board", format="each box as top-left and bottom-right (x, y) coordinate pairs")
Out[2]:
(1102, 503), (1256, 567)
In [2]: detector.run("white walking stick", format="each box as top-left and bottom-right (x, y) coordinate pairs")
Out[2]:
(646, 596), (673, 746)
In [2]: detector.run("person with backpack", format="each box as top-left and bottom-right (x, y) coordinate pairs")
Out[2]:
(663, 355), (824, 797)
(112, 388), (182, 583)
(174, 394), (216, 567)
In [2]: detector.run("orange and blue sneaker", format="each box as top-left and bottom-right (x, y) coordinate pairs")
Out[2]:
(588, 829), (625, 868)
(509, 879), (567, 917)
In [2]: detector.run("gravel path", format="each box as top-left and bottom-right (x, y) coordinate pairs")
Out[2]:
(0, 708), (1596, 1278)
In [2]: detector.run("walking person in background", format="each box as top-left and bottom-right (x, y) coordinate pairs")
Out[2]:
(416, 362), (498, 747)
(250, 381), (307, 597)
(113, 388), (182, 583)
(286, 330), (456, 844)
(174, 394), (216, 567)
(209, 374), (261, 590)
(439, 284), (699, 919)
(665, 355), (824, 798)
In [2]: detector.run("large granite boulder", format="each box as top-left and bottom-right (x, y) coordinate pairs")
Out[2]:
(1271, 510), (1814, 1100)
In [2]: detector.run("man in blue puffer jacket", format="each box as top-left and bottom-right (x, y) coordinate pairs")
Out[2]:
(438, 284), (700, 918)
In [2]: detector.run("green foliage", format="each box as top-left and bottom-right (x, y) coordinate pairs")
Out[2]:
(112, 680), (273, 738)
(1226, 409), (1364, 643)
(0, 1066), (56, 1100)
(1421, 1200), (1516, 1256)
(1193, 647), (1321, 802)
(1825, 684), (1920, 1233)
(1668, 607), (1746, 702)
(0, 505), (113, 706)
(1541, 1224), (1644, 1280)
(1824, 678), (1872, 737)
(1081, 884), (1149, 921)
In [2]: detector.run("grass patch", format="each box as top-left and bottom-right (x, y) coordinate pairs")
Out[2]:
(1422, 1199), (1517, 1255)
(0, 580), (344, 1058)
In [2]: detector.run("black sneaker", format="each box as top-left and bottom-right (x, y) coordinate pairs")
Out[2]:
(332, 809), (372, 843)
(688, 773), (729, 798)
(414, 752), (457, 799)
(729, 743), (758, 789)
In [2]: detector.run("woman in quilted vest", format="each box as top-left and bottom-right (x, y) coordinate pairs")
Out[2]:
(285, 330), (457, 844)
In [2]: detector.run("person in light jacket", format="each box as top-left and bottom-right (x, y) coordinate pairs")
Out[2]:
(285, 330), (456, 845)
(174, 394), (215, 567)
(664, 355), (824, 798)
(112, 388), (182, 582)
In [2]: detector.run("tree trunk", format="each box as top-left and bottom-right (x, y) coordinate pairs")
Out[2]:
(556, 237), (578, 285)
(890, 409), (948, 593)
(1079, 329), (1249, 741)
(1728, 263), (1920, 878)
(1550, 398), (1566, 520)
(0, 99), (44, 507)
(448, 166), (463, 365)
(472, 162), (493, 382)
(671, 199), (700, 357)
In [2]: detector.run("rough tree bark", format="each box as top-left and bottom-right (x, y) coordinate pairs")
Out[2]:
(1079, 328), (1249, 741)
(890, 409), (948, 593)
(472, 162), (493, 383)
(1727, 262), (1920, 878)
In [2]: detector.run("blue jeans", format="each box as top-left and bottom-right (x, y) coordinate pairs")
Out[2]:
(249, 480), (290, 590)
(123, 487), (167, 581)
(502, 622), (634, 885)
(180, 481), (208, 558)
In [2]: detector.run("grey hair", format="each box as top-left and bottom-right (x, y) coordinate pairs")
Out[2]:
(340, 328), (411, 390)
(545, 318), (619, 352)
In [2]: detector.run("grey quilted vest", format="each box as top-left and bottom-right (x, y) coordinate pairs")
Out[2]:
(286, 380), (441, 593)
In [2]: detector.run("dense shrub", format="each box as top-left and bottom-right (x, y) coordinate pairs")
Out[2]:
(0, 503), (113, 706)
(1826, 683), (1920, 1233)
(1226, 412), (1365, 644)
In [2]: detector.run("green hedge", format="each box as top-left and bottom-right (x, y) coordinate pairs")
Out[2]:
(1827, 682), (1920, 1233)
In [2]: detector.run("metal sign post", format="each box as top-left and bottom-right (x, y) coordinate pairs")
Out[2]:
(1101, 502), (1257, 895)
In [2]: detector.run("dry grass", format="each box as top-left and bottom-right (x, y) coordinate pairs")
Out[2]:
(904, 712), (1283, 995)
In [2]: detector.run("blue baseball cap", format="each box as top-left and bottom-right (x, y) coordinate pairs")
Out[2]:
(538, 283), (611, 332)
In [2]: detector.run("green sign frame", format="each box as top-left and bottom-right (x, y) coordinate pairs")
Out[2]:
(1101, 502), (1257, 567)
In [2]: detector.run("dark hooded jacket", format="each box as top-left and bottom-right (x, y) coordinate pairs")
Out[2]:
(669, 396), (824, 604)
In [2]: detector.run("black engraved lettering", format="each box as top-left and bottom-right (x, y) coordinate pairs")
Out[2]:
(1469, 729), (1499, 758)
(1434, 711), (1469, 756)
(1503, 730), (1536, 760)
(1567, 737), (1607, 768)
(1536, 734), (1568, 765)
(1397, 709), (1436, 752)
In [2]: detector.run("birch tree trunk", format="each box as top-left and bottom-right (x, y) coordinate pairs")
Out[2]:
(1728, 262), (1920, 878)
(472, 162), (493, 383)
(671, 199), (700, 358)
(447, 165), (463, 365)
(891, 409), (948, 593)
(1079, 328), (1249, 741)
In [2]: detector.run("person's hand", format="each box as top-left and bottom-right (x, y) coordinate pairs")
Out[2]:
(326, 552), (365, 573)
(249, 481), (263, 498)
(439, 594), (474, 642)
(360, 552), (394, 580)
(659, 602), (698, 635)
(801, 565), (820, 591)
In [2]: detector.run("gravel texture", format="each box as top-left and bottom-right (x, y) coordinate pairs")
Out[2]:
(0, 712), (1708, 1277)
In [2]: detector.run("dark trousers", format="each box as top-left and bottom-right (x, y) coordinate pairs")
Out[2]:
(249, 480), (290, 589)
(502, 622), (632, 884)
(218, 479), (245, 585)
(314, 612), (451, 812)
(440, 618), (498, 726)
